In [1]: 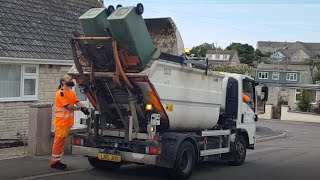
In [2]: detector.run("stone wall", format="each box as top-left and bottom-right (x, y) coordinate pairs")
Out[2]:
(38, 65), (72, 104)
(281, 105), (320, 123)
(0, 64), (72, 139)
(256, 86), (283, 106)
(258, 104), (273, 120)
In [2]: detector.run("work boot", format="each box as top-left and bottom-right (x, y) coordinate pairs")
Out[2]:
(50, 162), (67, 170)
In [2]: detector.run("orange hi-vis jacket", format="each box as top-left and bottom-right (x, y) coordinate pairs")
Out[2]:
(242, 94), (251, 103)
(53, 88), (79, 127)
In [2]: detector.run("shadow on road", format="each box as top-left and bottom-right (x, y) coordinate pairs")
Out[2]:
(87, 161), (232, 180)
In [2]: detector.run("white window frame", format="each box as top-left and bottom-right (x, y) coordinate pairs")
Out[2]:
(215, 54), (220, 59)
(258, 72), (268, 79)
(295, 89), (302, 102)
(223, 54), (228, 59)
(286, 73), (297, 81)
(0, 64), (39, 102)
(272, 72), (279, 80)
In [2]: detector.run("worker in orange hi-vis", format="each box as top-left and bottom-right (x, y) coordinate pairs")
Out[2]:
(242, 93), (254, 108)
(50, 75), (90, 170)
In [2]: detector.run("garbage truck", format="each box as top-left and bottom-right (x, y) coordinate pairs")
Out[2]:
(68, 4), (269, 180)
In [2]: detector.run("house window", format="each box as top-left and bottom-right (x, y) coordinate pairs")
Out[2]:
(215, 54), (220, 59)
(258, 72), (268, 79)
(0, 64), (39, 101)
(295, 89), (316, 103)
(223, 54), (228, 59)
(272, 72), (279, 80)
(286, 73), (297, 81)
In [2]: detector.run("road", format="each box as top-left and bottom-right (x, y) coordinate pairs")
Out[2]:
(2, 120), (320, 180)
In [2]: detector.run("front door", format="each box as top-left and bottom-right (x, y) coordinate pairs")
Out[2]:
(238, 78), (256, 145)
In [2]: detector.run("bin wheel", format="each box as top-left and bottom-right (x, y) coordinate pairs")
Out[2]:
(136, 3), (144, 15)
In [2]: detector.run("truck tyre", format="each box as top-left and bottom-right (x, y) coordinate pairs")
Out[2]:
(88, 157), (121, 170)
(228, 136), (246, 166)
(170, 141), (196, 180)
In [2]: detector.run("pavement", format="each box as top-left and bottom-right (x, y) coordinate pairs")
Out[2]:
(0, 121), (290, 180)
(255, 125), (287, 143)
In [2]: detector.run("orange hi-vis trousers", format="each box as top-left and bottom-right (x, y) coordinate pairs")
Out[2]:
(50, 125), (71, 165)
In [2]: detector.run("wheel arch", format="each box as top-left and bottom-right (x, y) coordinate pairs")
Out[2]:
(237, 128), (251, 149)
(157, 133), (199, 168)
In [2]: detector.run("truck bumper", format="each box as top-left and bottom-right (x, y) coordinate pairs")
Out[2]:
(72, 145), (157, 165)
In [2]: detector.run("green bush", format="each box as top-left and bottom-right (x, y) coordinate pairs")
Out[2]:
(211, 66), (252, 76)
(297, 90), (312, 112)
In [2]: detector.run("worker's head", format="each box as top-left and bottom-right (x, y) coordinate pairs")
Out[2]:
(58, 75), (75, 89)
(243, 81), (252, 93)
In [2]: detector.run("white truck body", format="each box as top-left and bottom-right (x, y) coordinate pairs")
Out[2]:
(139, 60), (224, 131)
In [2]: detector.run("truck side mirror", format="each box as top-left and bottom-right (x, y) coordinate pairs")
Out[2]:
(261, 86), (268, 101)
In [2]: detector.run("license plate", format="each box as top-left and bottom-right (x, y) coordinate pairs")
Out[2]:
(98, 153), (122, 162)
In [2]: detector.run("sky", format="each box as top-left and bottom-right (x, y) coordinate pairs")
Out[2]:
(103, 0), (320, 49)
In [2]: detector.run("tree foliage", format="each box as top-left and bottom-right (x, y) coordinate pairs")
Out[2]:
(225, 43), (268, 65)
(190, 43), (216, 57)
(314, 70), (320, 82)
(211, 65), (253, 76)
(190, 42), (270, 65)
(297, 90), (312, 112)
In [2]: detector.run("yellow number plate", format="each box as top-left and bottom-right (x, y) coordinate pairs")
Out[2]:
(98, 153), (122, 162)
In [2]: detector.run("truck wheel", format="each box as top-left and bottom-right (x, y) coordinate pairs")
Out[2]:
(170, 141), (196, 180)
(88, 157), (121, 170)
(228, 136), (246, 166)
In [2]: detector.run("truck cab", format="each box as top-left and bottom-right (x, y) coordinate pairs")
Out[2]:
(221, 73), (264, 150)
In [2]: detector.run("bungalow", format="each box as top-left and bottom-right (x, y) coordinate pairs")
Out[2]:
(0, 0), (102, 139)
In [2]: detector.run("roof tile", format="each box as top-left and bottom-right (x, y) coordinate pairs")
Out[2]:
(0, 0), (102, 61)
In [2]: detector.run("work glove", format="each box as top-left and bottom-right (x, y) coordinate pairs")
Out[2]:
(80, 107), (90, 115)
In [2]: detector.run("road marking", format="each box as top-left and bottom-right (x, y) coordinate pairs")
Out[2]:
(14, 168), (91, 180)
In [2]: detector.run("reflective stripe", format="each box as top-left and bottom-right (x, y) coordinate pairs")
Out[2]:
(54, 107), (67, 111)
(52, 157), (62, 161)
(52, 154), (62, 157)
(55, 113), (74, 118)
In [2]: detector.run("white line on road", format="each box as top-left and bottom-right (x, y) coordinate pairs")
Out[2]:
(14, 168), (91, 180)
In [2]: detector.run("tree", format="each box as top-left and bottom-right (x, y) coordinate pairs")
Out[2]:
(190, 46), (209, 57)
(225, 43), (265, 65)
(190, 43), (215, 57)
(297, 90), (312, 112)
(211, 65), (253, 76)
(314, 70), (320, 82)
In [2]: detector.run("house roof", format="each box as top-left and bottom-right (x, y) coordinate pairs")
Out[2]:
(0, 0), (102, 63)
(257, 62), (311, 71)
(257, 41), (293, 49)
(206, 50), (237, 63)
(260, 41), (320, 58)
(278, 49), (308, 57)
